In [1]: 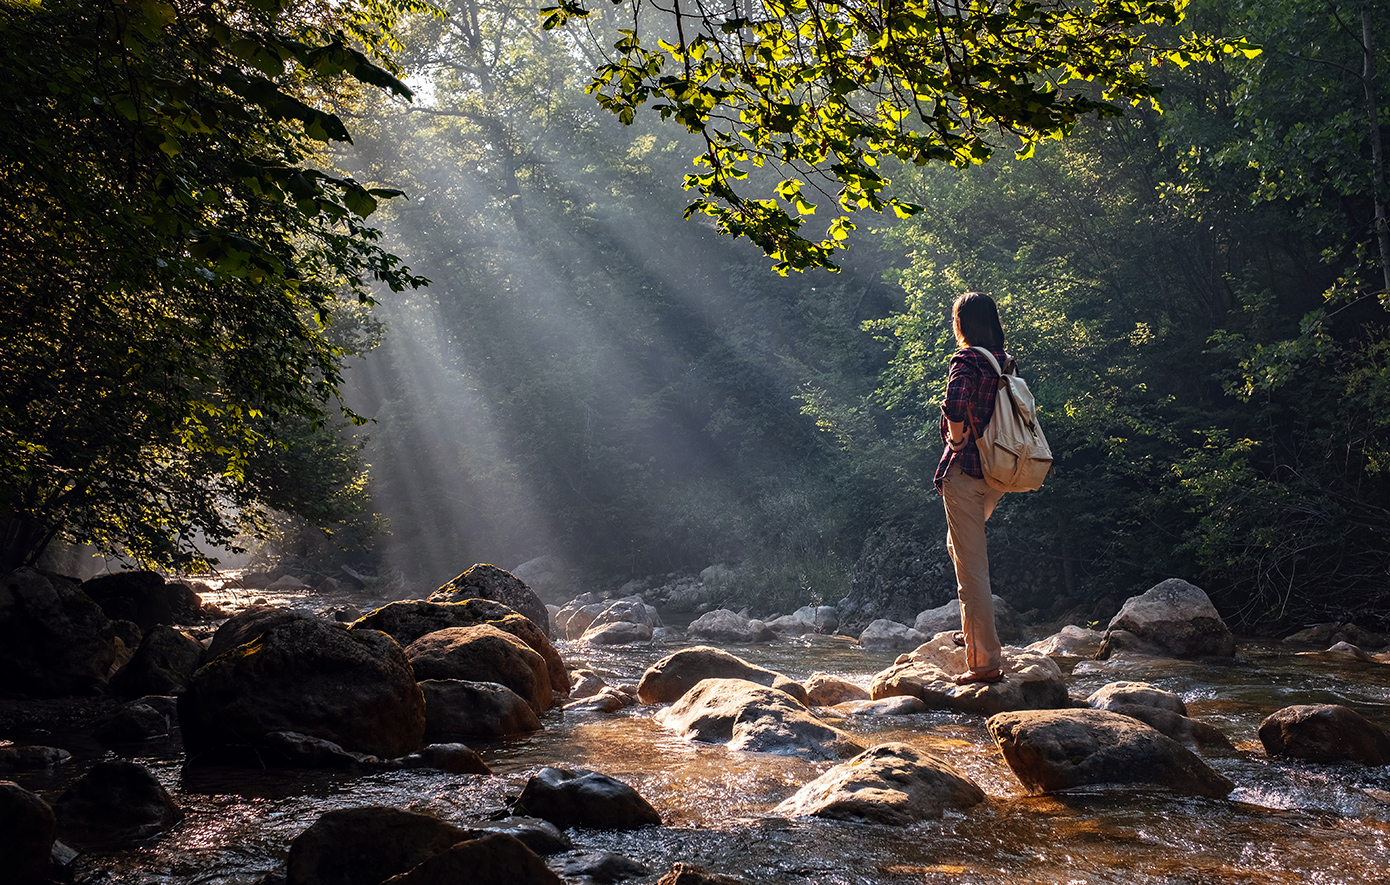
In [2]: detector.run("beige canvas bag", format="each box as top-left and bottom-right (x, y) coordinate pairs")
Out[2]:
(968, 346), (1053, 492)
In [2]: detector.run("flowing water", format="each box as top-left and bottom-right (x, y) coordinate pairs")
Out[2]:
(10, 588), (1390, 884)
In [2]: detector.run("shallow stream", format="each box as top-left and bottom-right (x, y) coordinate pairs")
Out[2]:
(10, 589), (1390, 884)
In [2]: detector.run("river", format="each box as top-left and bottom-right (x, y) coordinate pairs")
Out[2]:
(10, 588), (1390, 884)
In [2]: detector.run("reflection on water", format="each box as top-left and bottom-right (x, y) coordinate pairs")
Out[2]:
(10, 610), (1390, 883)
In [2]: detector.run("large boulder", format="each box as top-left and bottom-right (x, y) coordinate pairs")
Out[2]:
(205, 604), (307, 658)
(774, 742), (985, 823)
(286, 806), (472, 885)
(987, 708), (1234, 798)
(180, 611), (425, 762)
(637, 646), (807, 705)
(381, 833), (561, 885)
(1258, 704), (1390, 765)
(1097, 579), (1235, 659)
(579, 621), (654, 645)
(514, 767), (661, 830)
(685, 609), (774, 644)
(913, 597), (1029, 643)
(870, 633), (1069, 716)
(429, 564), (550, 637)
(0, 781), (56, 885)
(420, 678), (542, 739)
(470, 817), (572, 856)
(553, 594), (607, 640)
(80, 571), (202, 630)
(109, 625), (205, 697)
(765, 607), (818, 636)
(1087, 681), (1187, 717)
(804, 673), (870, 706)
(656, 678), (863, 761)
(53, 760), (182, 847)
(0, 568), (116, 696)
(405, 625), (552, 714)
(354, 600), (568, 697)
(858, 619), (926, 650)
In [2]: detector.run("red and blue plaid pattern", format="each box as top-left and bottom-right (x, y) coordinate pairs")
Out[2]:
(934, 346), (1007, 492)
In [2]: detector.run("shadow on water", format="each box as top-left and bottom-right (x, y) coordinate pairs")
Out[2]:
(11, 610), (1390, 884)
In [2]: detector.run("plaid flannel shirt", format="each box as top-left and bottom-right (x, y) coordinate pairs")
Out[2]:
(934, 346), (1008, 493)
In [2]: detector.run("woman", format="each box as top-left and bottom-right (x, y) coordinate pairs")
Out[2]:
(934, 292), (1009, 684)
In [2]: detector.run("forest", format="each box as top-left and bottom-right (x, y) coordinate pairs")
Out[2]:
(4, 0), (1389, 634)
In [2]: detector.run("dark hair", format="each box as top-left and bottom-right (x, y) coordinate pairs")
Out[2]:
(952, 291), (1005, 349)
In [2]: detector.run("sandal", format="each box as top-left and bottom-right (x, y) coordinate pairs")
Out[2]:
(950, 631), (966, 647)
(950, 668), (1004, 685)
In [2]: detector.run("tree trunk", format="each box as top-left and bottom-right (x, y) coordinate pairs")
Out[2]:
(1363, 4), (1390, 297)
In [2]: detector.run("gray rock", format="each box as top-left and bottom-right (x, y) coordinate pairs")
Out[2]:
(286, 805), (471, 885)
(472, 816), (572, 855)
(1087, 681), (1187, 716)
(94, 701), (172, 743)
(579, 621), (653, 645)
(54, 760), (183, 847)
(515, 767), (661, 830)
(263, 731), (364, 768)
(775, 742), (985, 823)
(0, 745), (71, 772)
(859, 619), (927, 650)
(637, 646), (807, 705)
(1097, 579), (1235, 659)
(804, 672), (870, 706)
(429, 564), (550, 637)
(0, 568), (116, 696)
(1026, 625), (1106, 658)
(0, 780), (56, 885)
(913, 596), (1028, 643)
(406, 625), (552, 714)
(813, 606), (839, 634)
(657, 678), (863, 761)
(870, 633), (1069, 716)
(832, 696), (928, 717)
(1259, 704), (1390, 765)
(550, 850), (650, 883)
(394, 743), (490, 775)
(381, 833), (561, 885)
(686, 609), (774, 643)
(81, 570), (202, 630)
(420, 678), (542, 738)
(109, 625), (205, 697)
(987, 708), (1234, 797)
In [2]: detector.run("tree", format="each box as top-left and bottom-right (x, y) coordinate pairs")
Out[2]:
(551, 0), (1252, 271)
(0, 0), (428, 571)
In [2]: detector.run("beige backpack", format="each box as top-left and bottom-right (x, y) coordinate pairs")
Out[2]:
(968, 346), (1053, 492)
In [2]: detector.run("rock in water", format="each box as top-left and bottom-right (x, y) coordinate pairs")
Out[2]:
(550, 850), (650, 883)
(205, 604), (307, 658)
(774, 742), (985, 824)
(804, 673), (870, 706)
(470, 817), (572, 856)
(1087, 681), (1188, 716)
(354, 599), (568, 697)
(180, 611), (425, 762)
(656, 678), (863, 761)
(80, 570), (202, 630)
(381, 833), (562, 885)
(1258, 704), (1390, 765)
(656, 863), (750, 885)
(1026, 625), (1106, 658)
(429, 564), (550, 638)
(515, 767), (661, 830)
(685, 609), (774, 643)
(0, 781), (57, 885)
(986, 708), (1234, 798)
(287, 806), (472, 885)
(405, 625), (552, 714)
(858, 619), (927, 650)
(869, 633), (1069, 716)
(420, 678), (542, 738)
(0, 568), (116, 696)
(53, 760), (182, 847)
(1097, 578), (1235, 659)
(637, 646), (807, 705)
(109, 624), (205, 697)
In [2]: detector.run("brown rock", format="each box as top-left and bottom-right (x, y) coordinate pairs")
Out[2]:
(775, 742), (985, 823)
(429, 564), (550, 637)
(286, 806), (473, 885)
(383, 833), (561, 885)
(420, 678), (542, 738)
(1087, 681), (1187, 716)
(0, 568), (116, 696)
(869, 634), (1069, 716)
(637, 646), (807, 705)
(515, 767), (661, 830)
(0, 780), (56, 885)
(804, 672), (871, 706)
(405, 625), (552, 713)
(53, 760), (183, 847)
(109, 625), (205, 697)
(656, 863), (750, 885)
(657, 678), (862, 761)
(1258, 704), (1390, 765)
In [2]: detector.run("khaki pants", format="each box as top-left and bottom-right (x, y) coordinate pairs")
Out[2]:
(941, 464), (1006, 671)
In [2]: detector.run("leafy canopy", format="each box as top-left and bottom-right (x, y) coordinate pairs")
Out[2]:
(548, 0), (1254, 271)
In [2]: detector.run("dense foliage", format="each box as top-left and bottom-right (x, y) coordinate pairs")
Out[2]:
(0, 0), (425, 571)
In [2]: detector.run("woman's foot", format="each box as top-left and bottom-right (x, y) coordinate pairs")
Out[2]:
(950, 668), (1004, 685)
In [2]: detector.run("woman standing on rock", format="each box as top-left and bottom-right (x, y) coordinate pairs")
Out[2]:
(935, 292), (1009, 684)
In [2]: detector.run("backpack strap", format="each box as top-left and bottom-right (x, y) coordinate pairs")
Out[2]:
(969, 346), (1012, 376)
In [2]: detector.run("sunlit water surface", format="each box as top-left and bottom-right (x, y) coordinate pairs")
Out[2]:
(12, 590), (1390, 884)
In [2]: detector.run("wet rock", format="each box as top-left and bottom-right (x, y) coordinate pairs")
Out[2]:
(181, 611), (425, 762)
(54, 760), (183, 846)
(870, 633), (1069, 716)
(266, 574), (310, 592)
(402, 742), (491, 774)
(514, 767), (662, 830)
(554, 596), (606, 640)
(0, 745), (72, 772)
(1100, 705), (1233, 750)
(406, 625), (552, 714)
(657, 677), (863, 760)
(587, 598), (661, 632)
(262, 731), (365, 767)
(1096, 579), (1235, 659)
(286, 805), (472, 885)
(686, 609), (774, 643)
(472, 816), (572, 855)
(651, 626), (684, 643)
(656, 863), (749, 885)
(1284, 622), (1390, 651)
(80, 571), (203, 630)
(570, 668), (608, 699)
(987, 708), (1235, 797)
(94, 700), (172, 743)
(858, 619), (927, 650)
(1258, 704), (1390, 765)
(832, 696), (928, 717)
(109, 624), (205, 697)
(430, 564), (550, 638)
(0, 780), (56, 885)
(1087, 681), (1187, 717)
(637, 646), (807, 705)
(420, 678), (541, 738)
(913, 596), (1028, 643)
(1318, 641), (1378, 662)
(1026, 625), (1106, 658)
(804, 672), (870, 706)
(382, 832), (561, 885)
(765, 608), (818, 636)
(579, 621), (654, 645)
(564, 687), (635, 715)
(550, 850), (650, 883)
(0, 568), (116, 696)
(205, 605), (306, 658)
(354, 599), (569, 698)
(775, 742), (985, 823)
